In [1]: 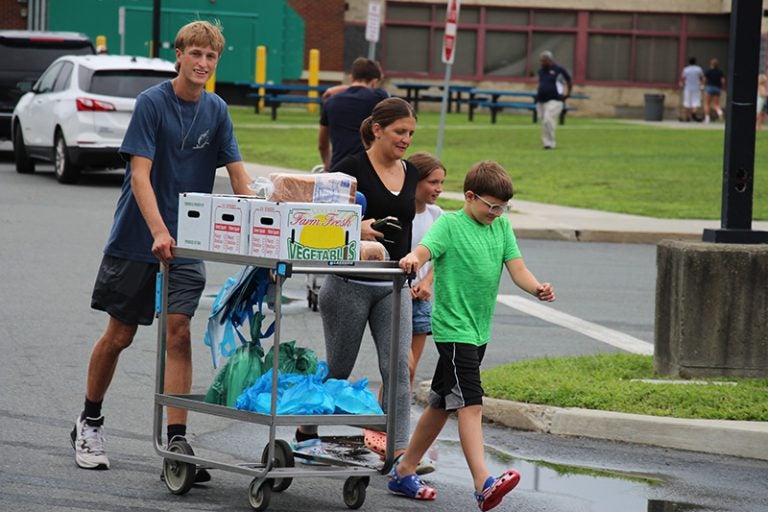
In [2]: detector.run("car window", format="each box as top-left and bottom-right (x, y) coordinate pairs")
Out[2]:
(53, 61), (74, 92)
(35, 62), (63, 94)
(79, 67), (177, 98)
(1, 41), (93, 73)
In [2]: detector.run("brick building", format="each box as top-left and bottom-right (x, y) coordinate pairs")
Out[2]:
(0, 0), (28, 29)
(3, 0), (766, 117)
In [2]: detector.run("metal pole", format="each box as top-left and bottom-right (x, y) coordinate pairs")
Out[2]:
(703, 0), (768, 243)
(435, 63), (453, 159)
(367, 42), (376, 60)
(151, 0), (161, 59)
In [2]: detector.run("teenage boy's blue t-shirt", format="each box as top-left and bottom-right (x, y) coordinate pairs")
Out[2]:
(420, 210), (521, 346)
(105, 80), (241, 263)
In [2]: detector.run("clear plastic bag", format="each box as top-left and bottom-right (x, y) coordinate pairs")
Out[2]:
(248, 176), (275, 200)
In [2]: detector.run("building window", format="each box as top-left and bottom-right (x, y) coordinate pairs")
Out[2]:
(485, 8), (528, 27)
(431, 28), (477, 76)
(386, 26), (430, 73)
(588, 35), (631, 81)
(585, 11), (728, 84)
(589, 13), (632, 30)
(484, 31), (527, 77)
(532, 33), (575, 74)
(387, 4), (431, 22)
(533, 11), (577, 28)
(382, 2), (729, 85)
(636, 37), (679, 83)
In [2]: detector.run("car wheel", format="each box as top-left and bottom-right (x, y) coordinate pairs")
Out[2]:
(54, 130), (81, 184)
(13, 123), (35, 174)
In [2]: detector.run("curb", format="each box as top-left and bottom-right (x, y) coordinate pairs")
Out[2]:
(414, 381), (768, 461)
(511, 228), (702, 245)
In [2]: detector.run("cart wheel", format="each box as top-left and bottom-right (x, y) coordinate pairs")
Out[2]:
(343, 476), (368, 509)
(162, 439), (196, 495)
(248, 477), (272, 511)
(261, 439), (294, 492)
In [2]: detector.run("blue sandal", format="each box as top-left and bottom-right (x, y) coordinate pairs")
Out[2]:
(474, 469), (521, 511)
(388, 470), (437, 500)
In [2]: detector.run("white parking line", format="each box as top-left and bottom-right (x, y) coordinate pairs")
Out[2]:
(496, 295), (654, 355)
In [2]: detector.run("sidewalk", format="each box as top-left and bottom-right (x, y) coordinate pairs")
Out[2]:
(239, 161), (768, 461)
(240, 161), (768, 244)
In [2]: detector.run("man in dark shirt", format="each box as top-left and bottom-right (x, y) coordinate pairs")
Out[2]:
(318, 57), (389, 171)
(535, 50), (572, 149)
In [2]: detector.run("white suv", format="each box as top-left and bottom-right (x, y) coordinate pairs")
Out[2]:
(12, 54), (177, 183)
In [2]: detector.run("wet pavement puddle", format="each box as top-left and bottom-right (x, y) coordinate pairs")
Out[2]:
(425, 440), (713, 512)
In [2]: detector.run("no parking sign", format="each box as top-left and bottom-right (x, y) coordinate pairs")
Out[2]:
(441, 0), (461, 64)
(436, 0), (461, 158)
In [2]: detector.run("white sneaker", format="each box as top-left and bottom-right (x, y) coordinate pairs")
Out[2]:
(70, 415), (110, 469)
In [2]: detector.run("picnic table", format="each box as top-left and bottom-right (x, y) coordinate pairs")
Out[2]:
(236, 82), (333, 120)
(393, 82), (474, 113)
(466, 89), (588, 124)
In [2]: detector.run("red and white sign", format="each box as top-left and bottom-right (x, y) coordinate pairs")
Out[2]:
(441, 0), (461, 64)
(365, 1), (382, 44)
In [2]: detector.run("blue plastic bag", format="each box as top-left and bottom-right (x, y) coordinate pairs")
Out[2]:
(280, 364), (335, 415)
(236, 362), (334, 415)
(324, 377), (383, 415)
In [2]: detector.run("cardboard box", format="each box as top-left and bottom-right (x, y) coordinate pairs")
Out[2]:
(177, 193), (212, 250)
(249, 200), (362, 261)
(268, 172), (357, 204)
(210, 196), (250, 254)
(248, 200), (284, 259)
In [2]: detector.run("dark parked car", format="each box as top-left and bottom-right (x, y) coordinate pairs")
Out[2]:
(0, 30), (95, 140)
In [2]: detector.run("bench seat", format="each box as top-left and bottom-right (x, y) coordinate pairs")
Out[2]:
(473, 100), (577, 124)
(246, 93), (322, 119)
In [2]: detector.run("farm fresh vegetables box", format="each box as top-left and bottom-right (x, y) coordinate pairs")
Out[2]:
(249, 200), (361, 261)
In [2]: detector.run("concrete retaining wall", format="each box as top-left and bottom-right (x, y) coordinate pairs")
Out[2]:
(655, 240), (768, 378)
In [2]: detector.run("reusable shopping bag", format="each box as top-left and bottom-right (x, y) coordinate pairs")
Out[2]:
(263, 340), (318, 375)
(203, 266), (275, 369)
(203, 341), (265, 407)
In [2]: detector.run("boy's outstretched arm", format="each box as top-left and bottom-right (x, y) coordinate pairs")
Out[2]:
(505, 258), (555, 302)
(399, 245), (432, 275)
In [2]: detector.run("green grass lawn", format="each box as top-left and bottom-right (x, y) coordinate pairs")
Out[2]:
(231, 105), (768, 220)
(230, 106), (768, 421)
(482, 353), (768, 421)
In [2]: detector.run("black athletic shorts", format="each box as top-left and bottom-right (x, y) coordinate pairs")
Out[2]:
(91, 254), (206, 326)
(428, 342), (488, 411)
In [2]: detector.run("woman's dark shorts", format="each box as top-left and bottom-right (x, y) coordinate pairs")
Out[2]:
(91, 254), (206, 326)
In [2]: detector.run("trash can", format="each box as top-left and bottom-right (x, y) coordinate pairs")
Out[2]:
(644, 94), (665, 121)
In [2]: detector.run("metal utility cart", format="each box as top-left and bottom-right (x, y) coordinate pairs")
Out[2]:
(154, 247), (407, 510)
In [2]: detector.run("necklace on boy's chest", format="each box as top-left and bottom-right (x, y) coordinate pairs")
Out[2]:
(174, 93), (201, 150)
